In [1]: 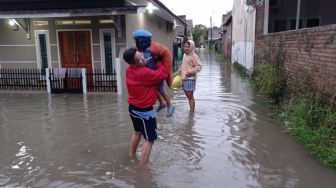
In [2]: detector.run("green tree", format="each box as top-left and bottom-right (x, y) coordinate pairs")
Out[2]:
(192, 24), (208, 47)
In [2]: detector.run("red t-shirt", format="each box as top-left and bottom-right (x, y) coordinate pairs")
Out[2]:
(126, 62), (168, 108)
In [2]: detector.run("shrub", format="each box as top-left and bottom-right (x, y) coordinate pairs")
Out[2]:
(252, 64), (285, 99)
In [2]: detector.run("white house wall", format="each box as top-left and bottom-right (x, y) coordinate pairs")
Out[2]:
(232, 0), (256, 72)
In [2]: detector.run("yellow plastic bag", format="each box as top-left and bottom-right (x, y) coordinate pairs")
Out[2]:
(171, 74), (183, 89)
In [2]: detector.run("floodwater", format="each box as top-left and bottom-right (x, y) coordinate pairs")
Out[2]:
(1, 50), (336, 188)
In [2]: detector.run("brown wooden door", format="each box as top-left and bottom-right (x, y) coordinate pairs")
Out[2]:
(58, 31), (92, 89)
(58, 31), (92, 70)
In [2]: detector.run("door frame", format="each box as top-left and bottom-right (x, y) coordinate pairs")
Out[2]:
(34, 30), (52, 69)
(99, 28), (116, 71)
(56, 29), (94, 69)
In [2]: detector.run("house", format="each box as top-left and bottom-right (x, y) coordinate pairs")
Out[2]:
(221, 11), (232, 59)
(208, 26), (222, 51)
(0, 0), (186, 94)
(231, 0), (257, 72)
(186, 19), (193, 39)
(176, 15), (187, 44)
(175, 15), (193, 44)
(0, 0), (186, 74)
(252, 0), (336, 100)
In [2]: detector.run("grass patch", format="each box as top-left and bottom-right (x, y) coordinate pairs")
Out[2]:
(215, 53), (226, 62)
(283, 98), (336, 168)
(251, 63), (336, 169)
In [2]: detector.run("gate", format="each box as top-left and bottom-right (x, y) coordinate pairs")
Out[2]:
(50, 68), (82, 94)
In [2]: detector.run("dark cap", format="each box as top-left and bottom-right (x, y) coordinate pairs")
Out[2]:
(123, 47), (137, 65)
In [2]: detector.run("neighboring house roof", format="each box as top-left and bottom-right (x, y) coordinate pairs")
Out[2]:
(149, 0), (187, 26)
(222, 11), (232, 26)
(208, 27), (222, 41)
(224, 17), (232, 26)
(128, 0), (186, 26)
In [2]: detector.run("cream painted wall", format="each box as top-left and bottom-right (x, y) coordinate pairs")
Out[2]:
(125, 13), (175, 53)
(232, 0), (256, 72)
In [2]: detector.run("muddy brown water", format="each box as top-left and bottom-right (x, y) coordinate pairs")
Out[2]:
(1, 49), (336, 187)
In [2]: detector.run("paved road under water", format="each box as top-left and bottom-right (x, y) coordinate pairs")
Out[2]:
(0, 49), (336, 187)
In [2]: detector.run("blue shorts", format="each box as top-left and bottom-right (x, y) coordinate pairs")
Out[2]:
(129, 105), (157, 141)
(183, 79), (196, 91)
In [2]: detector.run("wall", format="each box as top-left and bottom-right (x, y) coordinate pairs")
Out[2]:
(221, 22), (232, 58)
(125, 12), (175, 53)
(0, 16), (125, 69)
(232, 0), (256, 72)
(268, 0), (336, 33)
(255, 24), (336, 99)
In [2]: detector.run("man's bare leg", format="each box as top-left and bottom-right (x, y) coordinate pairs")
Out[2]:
(129, 132), (141, 157)
(139, 140), (154, 167)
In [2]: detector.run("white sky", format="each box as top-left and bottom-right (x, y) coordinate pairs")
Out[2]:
(159, 0), (234, 27)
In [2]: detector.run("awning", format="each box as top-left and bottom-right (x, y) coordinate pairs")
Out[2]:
(0, 6), (146, 19)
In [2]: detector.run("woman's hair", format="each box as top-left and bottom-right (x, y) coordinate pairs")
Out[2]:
(183, 40), (190, 46)
(123, 47), (137, 64)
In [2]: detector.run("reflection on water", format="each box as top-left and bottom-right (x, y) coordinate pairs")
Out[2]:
(1, 50), (336, 187)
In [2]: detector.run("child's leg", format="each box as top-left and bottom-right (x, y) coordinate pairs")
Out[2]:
(157, 81), (175, 117)
(159, 90), (173, 108)
(156, 93), (167, 112)
(157, 94), (165, 105)
(158, 81), (173, 108)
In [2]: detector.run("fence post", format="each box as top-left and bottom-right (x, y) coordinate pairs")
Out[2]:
(116, 58), (122, 95)
(46, 68), (51, 93)
(82, 68), (87, 94)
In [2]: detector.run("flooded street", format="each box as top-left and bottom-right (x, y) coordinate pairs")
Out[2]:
(1, 49), (336, 187)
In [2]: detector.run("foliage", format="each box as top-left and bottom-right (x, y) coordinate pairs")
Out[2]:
(252, 64), (285, 99)
(233, 62), (247, 74)
(215, 53), (226, 62)
(192, 24), (208, 47)
(284, 97), (336, 168)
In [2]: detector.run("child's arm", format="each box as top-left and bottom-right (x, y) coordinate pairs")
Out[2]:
(150, 42), (172, 70)
(142, 61), (168, 86)
(150, 42), (173, 86)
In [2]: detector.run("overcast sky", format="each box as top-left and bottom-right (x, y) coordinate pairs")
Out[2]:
(159, 0), (233, 27)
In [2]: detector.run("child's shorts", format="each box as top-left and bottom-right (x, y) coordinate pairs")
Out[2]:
(183, 79), (196, 91)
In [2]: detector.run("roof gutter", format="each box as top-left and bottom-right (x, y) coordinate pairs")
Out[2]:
(0, 6), (145, 19)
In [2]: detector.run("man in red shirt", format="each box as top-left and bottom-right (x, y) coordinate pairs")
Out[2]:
(123, 47), (168, 167)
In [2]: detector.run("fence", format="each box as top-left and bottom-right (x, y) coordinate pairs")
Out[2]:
(0, 68), (118, 93)
(0, 68), (47, 90)
(87, 69), (117, 92)
(49, 68), (83, 94)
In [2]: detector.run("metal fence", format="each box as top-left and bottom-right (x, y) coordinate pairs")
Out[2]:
(49, 68), (83, 94)
(87, 69), (117, 92)
(0, 68), (118, 93)
(0, 68), (47, 90)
